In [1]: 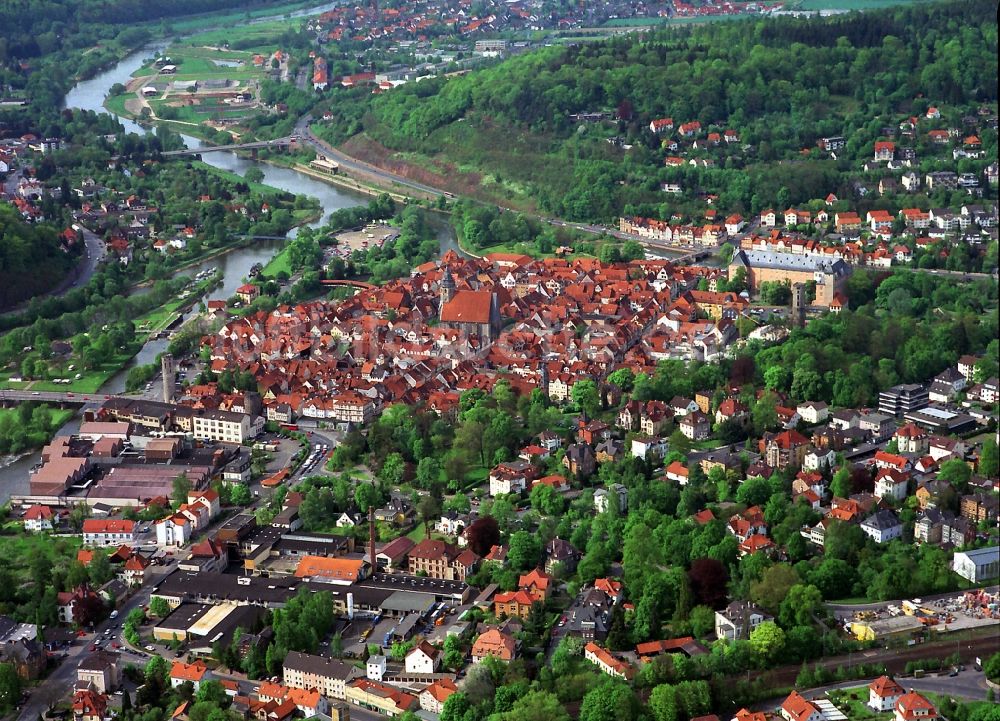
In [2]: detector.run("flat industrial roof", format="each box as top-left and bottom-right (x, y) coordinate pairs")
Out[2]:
(380, 591), (435, 615)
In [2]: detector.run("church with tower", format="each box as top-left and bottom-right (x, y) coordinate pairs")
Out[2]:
(438, 266), (503, 345)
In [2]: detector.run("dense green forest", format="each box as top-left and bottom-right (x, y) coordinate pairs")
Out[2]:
(0, 205), (78, 308)
(316, 0), (997, 222)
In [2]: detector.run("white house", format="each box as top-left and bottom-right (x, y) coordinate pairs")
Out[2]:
(868, 676), (904, 712)
(170, 661), (207, 691)
(796, 402), (829, 425)
(23, 504), (55, 532)
(860, 510), (903, 545)
(594, 484), (628, 514)
(419, 678), (458, 714)
(366, 655), (386, 682)
(714, 601), (771, 641)
(874, 469), (909, 502)
(631, 435), (668, 460)
(155, 515), (192, 547)
(83, 519), (136, 547)
(780, 691), (823, 721)
(404, 642), (440, 674)
(803, 447), (836, 471)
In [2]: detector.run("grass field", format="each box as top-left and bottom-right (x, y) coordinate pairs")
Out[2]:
(261, 244), (293, 278)
(0, 406), (75, 434)
(180, 19), (303, 53)
(153, 0), (317, 33)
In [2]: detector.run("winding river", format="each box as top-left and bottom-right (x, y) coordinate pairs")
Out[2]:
(0, 7), (459, 500)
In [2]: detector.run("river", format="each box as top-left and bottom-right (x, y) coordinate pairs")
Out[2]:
(0, 5), (459, 502)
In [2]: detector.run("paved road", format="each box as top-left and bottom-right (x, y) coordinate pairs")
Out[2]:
(757, 668), (991, 710)
(19, 575), (166, 721)
(295, 116), (446, 200)
(0, 389), (126, 404)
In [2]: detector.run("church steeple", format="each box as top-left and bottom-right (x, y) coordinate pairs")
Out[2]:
(439, 266), (455, 314)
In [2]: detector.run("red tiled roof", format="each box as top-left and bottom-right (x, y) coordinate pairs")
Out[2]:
(440, 290), (493, 324)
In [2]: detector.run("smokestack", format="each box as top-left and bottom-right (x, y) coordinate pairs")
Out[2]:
(368, 505), (376, 573)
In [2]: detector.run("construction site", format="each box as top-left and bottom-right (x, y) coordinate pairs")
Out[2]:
(846, 588), (1000, 642)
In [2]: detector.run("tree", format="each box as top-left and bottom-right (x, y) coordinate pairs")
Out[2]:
(579, 679), (640, 721)
(417, 494), (441, 530)
(649, 684), (679, 721)
(0, 663), (21, 713)
(937, 458), (972, 489)
(572, 379), (601, 417)
(830, 465), (852, 499)
(507, 530), (541, 572)
(440, 692), (472, 721)
(736, 476), (772, 507)
(149, 596), (171, 618)
(608, 368), (635, 392)
(749, 621), (786, 663)
(981, 439), (999, 479)
(530, 483), (565, 516)
(502, 690), (570, 721)
(172, 473), (192, 505)
(230, 484), (252, 506)
(465, 516), (500, 556)
(689, 605), (715, 638)
(752, 392), (779, 433)
(244, 167), (265, 184)
(688, 558), (728, 609)
(779, 584), (824, 629)
(750, 564), (799, 612)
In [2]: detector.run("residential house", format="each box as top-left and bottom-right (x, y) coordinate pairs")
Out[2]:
(23, 504), (55, 532)
(869, 676), (905, 712)
(404, 641), (440, 674)
(282, 651), (356, 701)
(518, 568), (553, 602)
(894, 692), (938, 721)
(875, 469), (910, 503)
(796, 402), (829, 425)
(170, 660), (208, 691)
(344, 679), (417, 717)
(471, 627), (516, 663)
(77, 651), (120, 693)
(781, 691), (823, 721)
(861, 510), (903, 545)
(679, 411), (710, 440)
(763, 430), (810, 469)
(545, 538), (579, 575)
(563, 444), (596, 478)
(419, 678), (458, 714)
(83, 519), (137, 547)
(584, 642), (633, 679)
(73, 689), (108, 721)
(407, 539), (477, 581)
(594, 484), (628, 514)
(631, 435), (667, 461)
(494, 590), (535, 620)
(715, 601), (771, 641)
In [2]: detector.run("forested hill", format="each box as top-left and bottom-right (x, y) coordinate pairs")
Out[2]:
(0, 1), (289, 61)
(324, 0), (997, 222)
(0, 204), (77, 309)
(368, 0), (995, 143)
